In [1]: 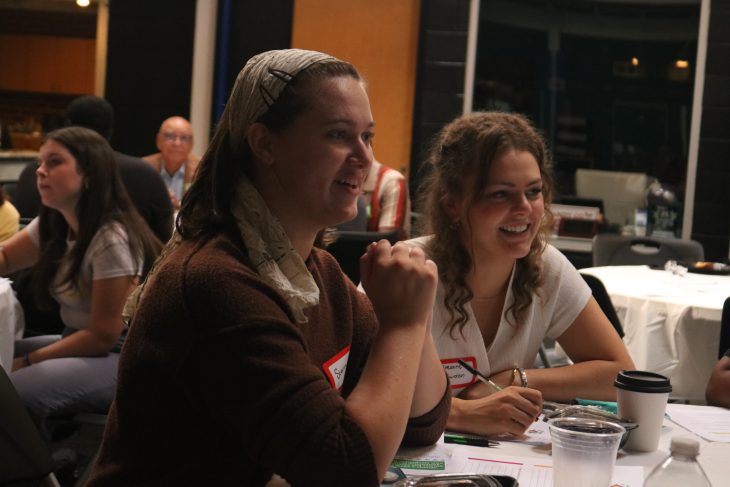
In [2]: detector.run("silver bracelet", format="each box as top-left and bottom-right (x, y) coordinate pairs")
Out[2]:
(514, 367), (528, 387)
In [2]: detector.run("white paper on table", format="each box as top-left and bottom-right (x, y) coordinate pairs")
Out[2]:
(490, 416), (552, 446)
(666, 403), (730, 443)
(448, 447), (644, 487)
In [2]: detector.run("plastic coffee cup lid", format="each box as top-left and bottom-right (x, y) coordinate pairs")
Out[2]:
(614, 370), (672, 393)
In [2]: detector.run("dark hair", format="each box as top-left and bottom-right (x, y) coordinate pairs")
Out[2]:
(32, 126), (162, 308)
(420, 112), (555, 336)
(176, 59), (360, 240)
(65, 95), (115, 141)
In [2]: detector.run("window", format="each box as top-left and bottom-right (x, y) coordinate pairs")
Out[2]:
(473, 0), (699, 235)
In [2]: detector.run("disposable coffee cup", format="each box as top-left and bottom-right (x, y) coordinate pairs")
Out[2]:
(548, 417), (625, 487)
(614, 370), (671, 452)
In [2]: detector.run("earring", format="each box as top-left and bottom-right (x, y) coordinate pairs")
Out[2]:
(451, 220), (460, 230)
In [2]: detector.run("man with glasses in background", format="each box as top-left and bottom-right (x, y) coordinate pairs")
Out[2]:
(144, 116), (200, 209)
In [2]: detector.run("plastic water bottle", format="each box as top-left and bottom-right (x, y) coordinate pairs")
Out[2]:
(644, 437), (711, 487)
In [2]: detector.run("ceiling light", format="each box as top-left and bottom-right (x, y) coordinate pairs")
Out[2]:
(631, 57), (639, 67)
(77, 0), (91, 7)
(675, 59), (689, 69)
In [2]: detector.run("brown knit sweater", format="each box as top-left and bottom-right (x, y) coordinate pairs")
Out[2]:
(88, 230), (449, 486)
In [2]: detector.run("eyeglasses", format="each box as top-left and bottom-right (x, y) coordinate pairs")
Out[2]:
(162, 132), (193, 144)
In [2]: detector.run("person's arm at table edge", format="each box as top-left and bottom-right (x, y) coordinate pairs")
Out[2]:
(495, 298), (635, 402)
(12, 275), (135, 371)
(354, 261), (449, 447)
(400, 323), (450, 446)
(0, 229), (39, 275)
(706, 352), (730, 408)
(345, 241), (439, 481)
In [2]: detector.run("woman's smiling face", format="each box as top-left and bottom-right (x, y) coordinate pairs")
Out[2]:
(265, 75), (375, 231)
(457, 148), (545, 262)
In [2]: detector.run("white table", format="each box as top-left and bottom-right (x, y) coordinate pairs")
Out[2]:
(580, 265), (729, 402)
(0, 277), (24, 370)
(428, 412), (729, 486)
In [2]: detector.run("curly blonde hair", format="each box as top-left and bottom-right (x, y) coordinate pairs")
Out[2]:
(420, 112), (555, 337)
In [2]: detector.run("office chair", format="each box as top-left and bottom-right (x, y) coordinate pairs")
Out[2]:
(581, 273), (624, 338)
(2, 181), (18, 201)
(0, 366), (60, 487)
(325, 229), (400, 284)
(720, 297), (730, 360)
(592, 234), (704, 267)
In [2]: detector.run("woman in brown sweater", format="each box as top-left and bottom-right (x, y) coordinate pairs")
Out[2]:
(88, 49), (449, 486)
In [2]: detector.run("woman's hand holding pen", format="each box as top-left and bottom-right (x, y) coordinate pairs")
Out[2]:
(448, 386), (543, 437)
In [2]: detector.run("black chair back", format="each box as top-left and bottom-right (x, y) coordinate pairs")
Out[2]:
(0, 366), (57, 486)
(581, 273), (624, 338)
(326, 230), (400, 284)
(592, 234), (704, 267)
(720, 297), (730, 360)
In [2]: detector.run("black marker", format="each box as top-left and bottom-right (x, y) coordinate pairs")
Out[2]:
(457, 359), (503, 391)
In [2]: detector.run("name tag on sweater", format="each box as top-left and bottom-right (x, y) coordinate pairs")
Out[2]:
(323, 345), (350, 391)
(441, 357), (478, 390)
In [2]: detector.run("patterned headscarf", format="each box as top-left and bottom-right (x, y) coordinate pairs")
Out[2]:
(124, 49), (344, 325)
(227, 49), (335, 155)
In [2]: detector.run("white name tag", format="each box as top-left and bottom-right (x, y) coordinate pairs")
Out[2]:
(441, 357), (478, 391)
(323, 345), (350, 391)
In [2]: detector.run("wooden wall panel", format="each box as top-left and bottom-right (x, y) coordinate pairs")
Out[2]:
(55, 38), (96, 94)
(291, 0), (420, 175)
(0, 34), (94, 95)
(0, 35), (28, 91)
(26, 36), (57, 93)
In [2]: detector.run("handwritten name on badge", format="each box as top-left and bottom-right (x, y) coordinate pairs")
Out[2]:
(441, 357), (477, 390)
(323, 345), (351, 391)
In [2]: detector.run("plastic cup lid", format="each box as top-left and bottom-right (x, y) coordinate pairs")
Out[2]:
(548, 417), (626, 436)
(614, 370), (672, 393)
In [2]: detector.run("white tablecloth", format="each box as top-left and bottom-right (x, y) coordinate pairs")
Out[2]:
(580, 265), (729, 402)
(0, 277), (24, 370)
(411, 408), (730, 487)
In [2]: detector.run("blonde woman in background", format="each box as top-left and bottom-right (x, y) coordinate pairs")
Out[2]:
(0, 185), (20, 241)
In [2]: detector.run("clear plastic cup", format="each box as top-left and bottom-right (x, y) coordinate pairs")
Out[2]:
(549, 417), (626, 487)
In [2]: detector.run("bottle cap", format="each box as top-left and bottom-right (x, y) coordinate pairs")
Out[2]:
(670, 436), (700, 456)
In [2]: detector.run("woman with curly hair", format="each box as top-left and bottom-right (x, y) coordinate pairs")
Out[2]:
(407, 111), (633, 437)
